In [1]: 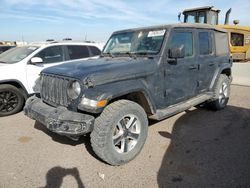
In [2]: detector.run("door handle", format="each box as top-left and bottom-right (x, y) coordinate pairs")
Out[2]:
(209, 62), (215, 66)
(189, 65), (197, 70)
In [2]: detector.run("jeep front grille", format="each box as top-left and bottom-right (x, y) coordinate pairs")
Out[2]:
(41, 74), (69, 107)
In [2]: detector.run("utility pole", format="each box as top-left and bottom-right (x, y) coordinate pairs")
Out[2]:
(21, 34), (24, 46)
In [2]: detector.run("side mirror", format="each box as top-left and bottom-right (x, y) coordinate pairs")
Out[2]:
(169, 45), (185, 59)
(30, 57), (43, 64)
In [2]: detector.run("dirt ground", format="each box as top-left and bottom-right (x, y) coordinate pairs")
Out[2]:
(0, 85), (250, 188)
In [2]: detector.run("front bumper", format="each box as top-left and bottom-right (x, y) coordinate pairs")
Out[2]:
(24, 96), (95, 136)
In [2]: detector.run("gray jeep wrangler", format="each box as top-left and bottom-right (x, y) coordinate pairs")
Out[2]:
(24, 23), (232, 165)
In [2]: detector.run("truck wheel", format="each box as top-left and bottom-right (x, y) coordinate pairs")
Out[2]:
(91, 100), (148, 166)
(209, 74), (230, 110)
(0, 84), (25, 117)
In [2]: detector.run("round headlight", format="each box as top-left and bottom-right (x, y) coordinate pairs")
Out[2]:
(67, 81), (81, 99)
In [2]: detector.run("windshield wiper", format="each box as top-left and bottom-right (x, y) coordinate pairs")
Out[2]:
(125, 52), (137, 59)
(103, 52), (114, 58)
(134, 51), (155, 59)
(0, 61), (7, 64)
(135, 52), (148, 55)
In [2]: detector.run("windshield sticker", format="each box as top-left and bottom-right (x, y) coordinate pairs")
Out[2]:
(148, 30), (165, 37)
(138, 32), (143, 38)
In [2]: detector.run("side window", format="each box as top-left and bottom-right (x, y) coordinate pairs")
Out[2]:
(199, 32), (213, 55)
(185, 13), (196, 23)
(36, 46), (63, 63)
(169, 31), (193, 57)
(198, 12), (205, 23)
(67, 45), (90, 60)
(211, 12), (218, 25)
(89, 46), (101, 56)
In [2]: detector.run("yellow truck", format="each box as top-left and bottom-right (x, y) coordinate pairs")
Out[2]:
(182, 6), (250, 61)
(219, 25), (250, 61)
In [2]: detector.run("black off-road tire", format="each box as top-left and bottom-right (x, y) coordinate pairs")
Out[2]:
(208, 74), (230, 110)
(90, 100), (148, 166)
(0, 84), (25, 117)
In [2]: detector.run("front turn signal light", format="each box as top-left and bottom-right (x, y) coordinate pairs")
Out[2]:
(96, 100), (108, 108)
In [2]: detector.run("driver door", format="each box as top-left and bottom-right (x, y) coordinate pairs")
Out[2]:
(163, 29), (198, 106)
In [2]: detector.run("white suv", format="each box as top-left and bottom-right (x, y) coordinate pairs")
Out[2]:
(0, 42), (103, 116)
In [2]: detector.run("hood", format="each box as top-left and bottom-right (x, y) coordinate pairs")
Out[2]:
(42, 57), (158, 86)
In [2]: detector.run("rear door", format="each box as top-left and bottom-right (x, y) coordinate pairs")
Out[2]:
(164, 29), (198, 106)
(196, 30), (217, 93)
(65, 45), (91, 61)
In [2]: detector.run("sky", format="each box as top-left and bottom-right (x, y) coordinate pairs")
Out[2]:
(1, 0), (250, 42)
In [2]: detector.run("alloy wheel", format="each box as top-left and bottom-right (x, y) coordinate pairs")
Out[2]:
(0, 91), (19, 113)
(218, 82), (228, 105)
(112, 114), (141, 153)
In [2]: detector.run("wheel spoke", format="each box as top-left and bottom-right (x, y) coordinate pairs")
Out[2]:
(123, 138), (129, 153)
(113, 134), (123, 145)
(120, 138), (126, 153)
(8, 96), (17, 100)
(117, 122), (123, 131)
(0, 103), (4, 111)
(219, 88), (223, 94)
(126, 116), (137, 129)
(119, 119), (127, 129)
(6, 92), (11, 100)
(223, 85), (227, 93)
(8, 101), (17, 104)
(128, 132), (139, 140)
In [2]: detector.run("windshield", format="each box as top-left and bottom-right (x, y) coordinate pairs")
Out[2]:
(103, 29), (166, 56)
(0, 46), (39, 64)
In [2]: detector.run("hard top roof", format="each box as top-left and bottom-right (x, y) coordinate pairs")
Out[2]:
(113, 23), (227, 34)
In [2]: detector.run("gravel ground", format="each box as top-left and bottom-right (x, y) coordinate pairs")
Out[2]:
(0, 85), (250, 188)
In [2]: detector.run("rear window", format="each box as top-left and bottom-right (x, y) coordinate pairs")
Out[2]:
(89, 46), (101, 56)
(67, 45), (90, 60)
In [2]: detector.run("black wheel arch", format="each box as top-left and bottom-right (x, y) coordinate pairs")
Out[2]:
(82, 79), (157, 115)
(210, 65), (232, 90)
(109, 90), (156, 116)
(0, 80), (28, 99)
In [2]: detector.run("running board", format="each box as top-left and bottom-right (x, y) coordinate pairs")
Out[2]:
(149, 93), (213, 120)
